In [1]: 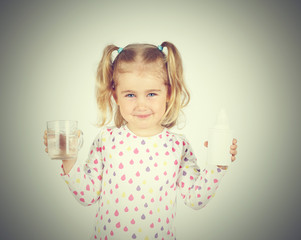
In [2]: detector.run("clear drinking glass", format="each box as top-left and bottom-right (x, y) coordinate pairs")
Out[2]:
(47, 120), (83, 160)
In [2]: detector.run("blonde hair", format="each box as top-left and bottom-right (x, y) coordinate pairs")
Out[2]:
(95, 41), (190, 129)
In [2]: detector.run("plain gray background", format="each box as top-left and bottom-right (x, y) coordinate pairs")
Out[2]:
(1, 1), (300, 239)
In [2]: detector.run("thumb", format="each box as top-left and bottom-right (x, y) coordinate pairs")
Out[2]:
(204, 141), (208, 148)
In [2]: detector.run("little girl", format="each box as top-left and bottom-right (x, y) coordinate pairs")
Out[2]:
(44, 41), (238, 240)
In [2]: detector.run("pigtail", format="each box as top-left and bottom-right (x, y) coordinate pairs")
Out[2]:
(95, 44), (119, 127)
(161, 41), (190, 128)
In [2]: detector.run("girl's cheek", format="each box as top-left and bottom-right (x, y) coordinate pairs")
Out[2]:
(122, 100), (136, 110)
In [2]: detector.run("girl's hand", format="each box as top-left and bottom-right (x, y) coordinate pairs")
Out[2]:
(204, 138), (238, 170)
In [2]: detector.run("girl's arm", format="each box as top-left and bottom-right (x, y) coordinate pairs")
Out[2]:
(60, 131), (105, 207)
(176, 137), (228, 210)
(61, 159), (76, 175)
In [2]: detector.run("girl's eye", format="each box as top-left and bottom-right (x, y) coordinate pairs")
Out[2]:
(126, 94), (135, 98)
(148, 93), (157, 97)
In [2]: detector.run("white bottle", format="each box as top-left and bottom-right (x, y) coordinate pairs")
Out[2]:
(207, 108), (233, 166)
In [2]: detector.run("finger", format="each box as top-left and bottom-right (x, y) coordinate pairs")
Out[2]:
(232, 138), (237, 145)
(230, 144), (237, 150)
(231, 156), (236, 162)
(45, 147), (48, 153)
(230, 150), (237, 155)
(204, 141), (208, 148)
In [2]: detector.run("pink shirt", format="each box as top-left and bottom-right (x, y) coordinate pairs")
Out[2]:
(61, 126), (227, 240)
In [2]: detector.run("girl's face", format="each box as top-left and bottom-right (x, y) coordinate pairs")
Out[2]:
(114, 61), (169, 137)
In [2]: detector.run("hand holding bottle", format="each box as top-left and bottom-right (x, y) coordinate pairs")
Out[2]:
(204, 138), (238, 170)
(204, 108), (238, 170)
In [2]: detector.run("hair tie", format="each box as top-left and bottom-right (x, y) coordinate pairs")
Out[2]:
(117, 47), (123, 53)
(157, 45), (163, 51)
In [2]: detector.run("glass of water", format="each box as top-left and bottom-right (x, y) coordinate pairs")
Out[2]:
(47, 120), (83, 160)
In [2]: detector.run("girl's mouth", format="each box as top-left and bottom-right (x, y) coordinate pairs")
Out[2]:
(135, 114), (152, 119)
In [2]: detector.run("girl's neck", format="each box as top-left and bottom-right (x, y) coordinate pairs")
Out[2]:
(125, 124), (165, 137)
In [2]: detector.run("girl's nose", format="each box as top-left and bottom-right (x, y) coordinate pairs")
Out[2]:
(136, 96), (147, 109)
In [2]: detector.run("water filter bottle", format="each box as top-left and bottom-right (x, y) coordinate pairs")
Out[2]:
(207, 108), (233, 166)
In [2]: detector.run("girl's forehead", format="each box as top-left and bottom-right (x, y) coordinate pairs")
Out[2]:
(117, 59), (164, 74)
(118, 69), (165, 85)
(115, 60), (167, 84)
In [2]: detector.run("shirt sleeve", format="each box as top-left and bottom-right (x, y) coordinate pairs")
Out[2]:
(60, 129), (105, 206)
(176, 136), (228, 210)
